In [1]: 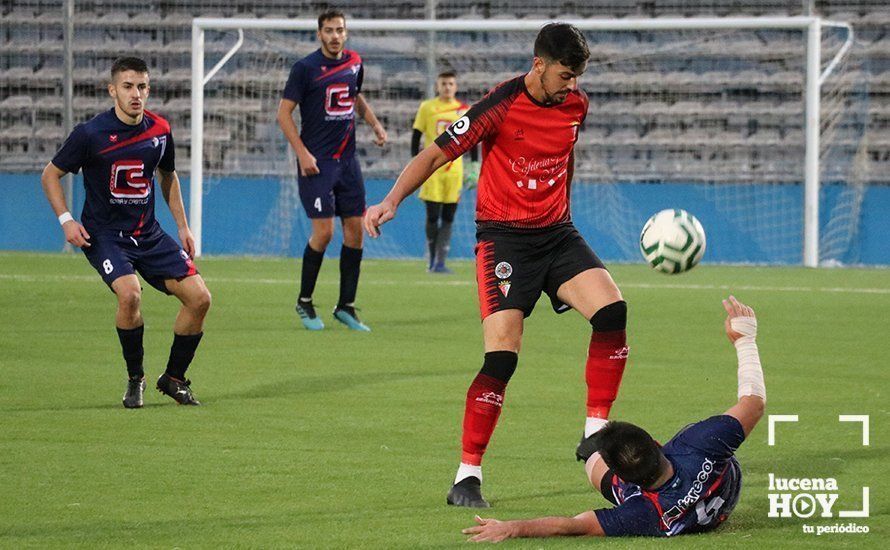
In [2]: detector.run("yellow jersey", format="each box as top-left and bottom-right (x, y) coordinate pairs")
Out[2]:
(412, 97), (469, 176)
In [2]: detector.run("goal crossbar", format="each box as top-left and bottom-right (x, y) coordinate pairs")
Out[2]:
(190, 17), (853, 265)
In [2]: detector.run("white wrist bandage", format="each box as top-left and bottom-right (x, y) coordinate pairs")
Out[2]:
(58, 212), (74, 225)
(731, 317), (766, 402)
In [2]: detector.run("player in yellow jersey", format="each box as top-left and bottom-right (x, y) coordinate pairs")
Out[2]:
(411, 71), (477, 273)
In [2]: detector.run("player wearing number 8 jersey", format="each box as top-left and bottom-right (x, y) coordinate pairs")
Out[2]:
(41, 57), (211, 408)
(365, 24), (631, 507)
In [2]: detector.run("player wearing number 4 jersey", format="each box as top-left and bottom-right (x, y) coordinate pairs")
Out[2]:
(277, 9), (387, 332)
(365, 24), (630, 507)
(462, 296), (766, 541)
(41, 57), (210, 408)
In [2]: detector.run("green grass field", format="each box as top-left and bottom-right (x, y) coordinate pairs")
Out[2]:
(0, 252), (886, 548)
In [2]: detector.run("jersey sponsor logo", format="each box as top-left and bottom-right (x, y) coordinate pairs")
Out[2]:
(495, 261), (512, 279)
(325, 83), (355, 116)
(511, 155), (568, 190)
(109, 160), (151, 199)
(662, 458), (715, 528)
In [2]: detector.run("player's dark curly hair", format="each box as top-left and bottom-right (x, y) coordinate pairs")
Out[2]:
(533, 23), (590, 72)
(597, 421), (664, 488)
(318, 8), (346, 29)
(110, 57), (149, 78)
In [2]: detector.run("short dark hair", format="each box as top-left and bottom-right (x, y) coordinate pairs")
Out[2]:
(437, 70), (457, 80)
(597, 421), (663, 488)
(110, 57), (149, 79)
(318, 8), (346, 29)
(533, 23), (590, 72)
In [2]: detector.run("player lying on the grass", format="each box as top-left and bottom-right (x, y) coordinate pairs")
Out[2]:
(41, 57), (211, 408)
(366, 23), (631, 509)
(462, 296), (765, 541)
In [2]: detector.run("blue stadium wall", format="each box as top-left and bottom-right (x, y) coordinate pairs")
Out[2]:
(2, 173), (889, 265)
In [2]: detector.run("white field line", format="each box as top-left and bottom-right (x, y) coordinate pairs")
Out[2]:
(1, 273), (889, 295)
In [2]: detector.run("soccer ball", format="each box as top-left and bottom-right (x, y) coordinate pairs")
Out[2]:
(639, 209), (706, 274)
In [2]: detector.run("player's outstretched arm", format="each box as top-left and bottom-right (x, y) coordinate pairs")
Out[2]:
(462, 512), (604, 542)
(722, 296), (766, 437)
(356, 94), (387, 146)
(158, 168), (195, 258)
(276, 99), (318, 176)
(363, 144), (449, 237)
(41, 162), (91, 248)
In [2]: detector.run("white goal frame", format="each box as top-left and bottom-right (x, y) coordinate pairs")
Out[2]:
(190, 16), (853, 265)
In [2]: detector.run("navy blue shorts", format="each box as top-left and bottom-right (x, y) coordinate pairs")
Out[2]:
(82, 224), (199, 294)
(297, 156), (365, 219)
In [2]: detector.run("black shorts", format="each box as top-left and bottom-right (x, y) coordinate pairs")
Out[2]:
(82, 224), (199, 294)
(474, 223), (605, 319)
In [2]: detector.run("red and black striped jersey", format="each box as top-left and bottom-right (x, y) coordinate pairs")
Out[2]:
(434, 75), (588, 229)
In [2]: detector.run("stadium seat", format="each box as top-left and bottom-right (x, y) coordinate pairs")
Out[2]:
(0, 0), (886, 183)
(0, 95), (35, 110)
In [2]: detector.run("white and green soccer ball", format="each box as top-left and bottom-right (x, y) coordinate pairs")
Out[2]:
(639, 209), (706, 274)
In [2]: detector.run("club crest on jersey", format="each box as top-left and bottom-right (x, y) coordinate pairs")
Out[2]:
(495, 261), (512, 279)
(109, 134), (118, 142)
(498, 280), (512, 297)
(514, 128), (524, 141)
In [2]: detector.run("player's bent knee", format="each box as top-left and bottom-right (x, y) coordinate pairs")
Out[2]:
(182, 284), (211, 316)
(114, 280), (142, 310)
(343, 232), (363, 249)
(194, 288), (212, 315)
(117, 293), (141, 316)
(312, 231), (333, 249)
(589, 300), (627, 332)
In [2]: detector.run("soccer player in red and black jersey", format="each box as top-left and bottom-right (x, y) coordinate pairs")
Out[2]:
(42, 57), (210, 408)
(364, 24), (630, 507)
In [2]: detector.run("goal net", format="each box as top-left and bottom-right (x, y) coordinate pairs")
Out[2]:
(192, 18), (866, 265)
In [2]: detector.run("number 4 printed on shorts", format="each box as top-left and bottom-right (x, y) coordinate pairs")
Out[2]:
(314, 197), (322, 212)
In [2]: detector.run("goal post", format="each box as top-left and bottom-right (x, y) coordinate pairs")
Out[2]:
(190, 16), (854, 265)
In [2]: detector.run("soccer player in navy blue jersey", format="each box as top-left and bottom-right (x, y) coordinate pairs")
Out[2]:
(462, 296), (766, 541)
(277, 9), (387, 332)
(41, 57), (211, 408)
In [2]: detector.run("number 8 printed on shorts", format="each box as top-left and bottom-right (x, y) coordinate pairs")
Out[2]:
(102, 259), (114, 274)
